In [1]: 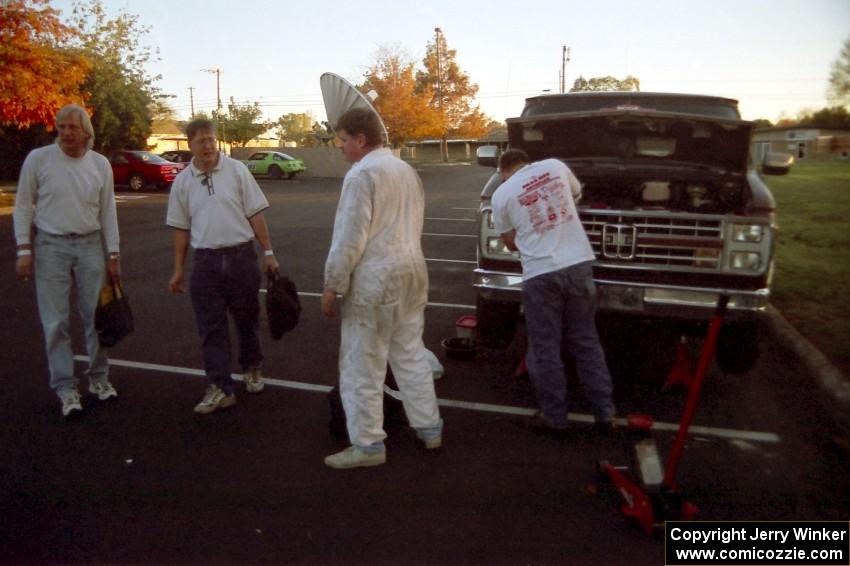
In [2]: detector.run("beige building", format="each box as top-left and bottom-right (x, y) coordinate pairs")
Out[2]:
(751, 126), (850, 163)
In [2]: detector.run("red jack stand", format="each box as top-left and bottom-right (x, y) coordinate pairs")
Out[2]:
(664, 336), (693, 389)
(600, 295), (729, 535)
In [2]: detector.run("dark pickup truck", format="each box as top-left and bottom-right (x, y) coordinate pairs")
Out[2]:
(474, 92), (777, 373)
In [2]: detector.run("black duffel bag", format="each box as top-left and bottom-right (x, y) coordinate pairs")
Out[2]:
(266, 271), (301, 339)
(95, 280), (134, 347)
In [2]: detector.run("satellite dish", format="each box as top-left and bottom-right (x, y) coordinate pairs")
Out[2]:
(320, 72), (388, 144)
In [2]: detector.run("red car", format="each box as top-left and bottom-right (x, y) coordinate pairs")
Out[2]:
(109, 150), (186, 191)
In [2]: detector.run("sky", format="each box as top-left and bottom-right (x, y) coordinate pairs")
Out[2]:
(48, 0), (850, 126)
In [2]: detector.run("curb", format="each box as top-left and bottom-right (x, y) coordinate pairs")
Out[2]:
(765, 305), (850, 442)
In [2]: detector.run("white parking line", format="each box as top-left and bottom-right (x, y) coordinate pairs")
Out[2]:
(115, 195), (150, 202)
(425, 217), (475, 222)
(425, 258), (477, 265)
(262, 289), (475, 310)
(74, 355), (780, 444)
(423, 232), (477, 238)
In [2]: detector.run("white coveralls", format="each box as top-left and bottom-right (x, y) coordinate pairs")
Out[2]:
(324, 148), (442, 449)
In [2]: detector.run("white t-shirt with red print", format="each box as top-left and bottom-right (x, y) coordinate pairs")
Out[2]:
(491, 158), (594, 281)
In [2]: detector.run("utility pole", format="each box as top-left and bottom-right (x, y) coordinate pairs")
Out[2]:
(202, 67), (222, 112)
(201, 67), (223, 150)
(561, 46), (571, 93)
(434, 27), (448, 162)
(188, 86), (195, 118)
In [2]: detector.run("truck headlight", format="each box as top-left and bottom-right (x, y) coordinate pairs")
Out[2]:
(485, 211), (495, 230)
(732, 224), (763, 243)
(730, 251), (761, 271)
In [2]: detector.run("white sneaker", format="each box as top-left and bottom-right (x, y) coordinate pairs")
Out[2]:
(89, 381), (118, 401)
(324, 446), (386, 469)
(422, 436), (442, 450)
(243, 367), (265, 393)
(194, 385), (236, 415)
(59, 390), (82, 417)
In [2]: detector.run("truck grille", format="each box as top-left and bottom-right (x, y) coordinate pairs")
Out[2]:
(581, 212), (724, 269)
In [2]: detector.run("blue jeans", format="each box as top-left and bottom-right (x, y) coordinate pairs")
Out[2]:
(190, 241), (262, 394)
(522, 261), (615, 427)
(34, 230), (108, 394)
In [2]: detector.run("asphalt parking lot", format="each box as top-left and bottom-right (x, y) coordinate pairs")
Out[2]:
(1, 163), (848, 565)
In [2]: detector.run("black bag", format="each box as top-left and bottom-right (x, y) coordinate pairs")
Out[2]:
(95, 280), (134, 347)
(266, 271), (301, 339)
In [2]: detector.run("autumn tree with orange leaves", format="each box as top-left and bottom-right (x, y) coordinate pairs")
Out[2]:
(359, 46), (442, 147)
(0, 0), (89, 129)
(416, 31), (490, 157)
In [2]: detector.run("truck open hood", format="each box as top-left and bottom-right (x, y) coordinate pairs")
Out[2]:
(507, 110), (753, 174)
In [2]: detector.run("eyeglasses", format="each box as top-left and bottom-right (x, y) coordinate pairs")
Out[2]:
(200, 172), (215, 196)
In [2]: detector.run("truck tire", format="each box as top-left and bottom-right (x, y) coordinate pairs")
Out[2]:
(715, 320), (761, 374)
(475, 294), (520, 349)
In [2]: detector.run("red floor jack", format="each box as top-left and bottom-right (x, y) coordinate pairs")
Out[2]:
(600, 295), (729, 535)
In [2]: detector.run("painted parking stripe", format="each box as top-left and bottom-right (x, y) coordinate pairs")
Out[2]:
(425, 258), (476, 265)
(115, 195), (150, 202)
(261, 289), (475, 310)
(74, 355), (781, 444)
(423, 232), (477, 238)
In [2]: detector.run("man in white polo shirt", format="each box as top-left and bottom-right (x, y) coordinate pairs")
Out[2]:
(166, 118), (279, 414)
(491, 149), (615, 433)
(13, 104), (121, 418)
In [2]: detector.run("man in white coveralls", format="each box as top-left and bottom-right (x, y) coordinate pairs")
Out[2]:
(321, 107), (443, 469)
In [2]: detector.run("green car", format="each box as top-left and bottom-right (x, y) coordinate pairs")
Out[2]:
(240, 151), (306, 179)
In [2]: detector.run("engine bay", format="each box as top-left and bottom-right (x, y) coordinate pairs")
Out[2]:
(577, 174), (749, 213)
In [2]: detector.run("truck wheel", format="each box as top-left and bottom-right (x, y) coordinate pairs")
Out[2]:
(475, 294), (520, 349)
(268, 165), (282, 179)
(128, 174), (145, 192)
(715, 321), (761, 374)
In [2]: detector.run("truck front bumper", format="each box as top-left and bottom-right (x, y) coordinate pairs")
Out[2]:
(473, 268), (770, 322)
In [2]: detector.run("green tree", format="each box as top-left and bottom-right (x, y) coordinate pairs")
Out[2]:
(416, 31), (490, 158)
(274, 112), (314, 146)
(828, 36), (850, 106)
(66, 0), (163, 150)
(150, 95), (177, 122)
(570, 75), (641, 92)
(311, 121), (335, 147)
(752, 118), (774, 129)
(360, 46), (441, 147)
(217, 97), (270, 147)
(797, 106), (850, 129)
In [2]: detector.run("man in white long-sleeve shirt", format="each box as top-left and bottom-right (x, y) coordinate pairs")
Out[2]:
(13, 104), (121, 418)
(321, 107), (442, 469)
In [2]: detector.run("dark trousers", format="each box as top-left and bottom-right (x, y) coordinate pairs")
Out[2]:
(522, 261), (615, 427)
(190, 241), (262, 394)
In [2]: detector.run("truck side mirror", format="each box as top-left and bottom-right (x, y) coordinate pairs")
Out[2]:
(476, 145), (500, 168)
